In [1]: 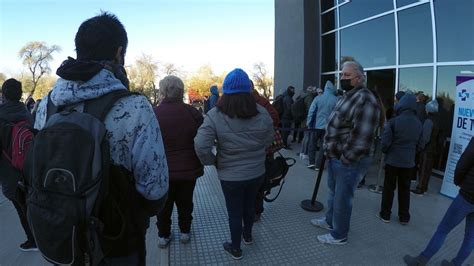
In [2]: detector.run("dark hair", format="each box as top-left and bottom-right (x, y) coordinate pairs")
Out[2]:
(75, 12), (128, 61)
(216, 93), (259, 119)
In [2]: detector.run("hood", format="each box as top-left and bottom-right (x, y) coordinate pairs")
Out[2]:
(210, 85), (219, 95)
(323, 80), (336, 96)
(394, 94), (417, 114)
(0, 100), (32, 123)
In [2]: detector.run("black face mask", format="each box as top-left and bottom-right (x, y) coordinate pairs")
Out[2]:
(340, 79), (354, 91)
(288, 90), (295, 97)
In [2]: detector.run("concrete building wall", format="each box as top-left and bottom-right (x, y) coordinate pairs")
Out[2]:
(274, 0), (305, 97)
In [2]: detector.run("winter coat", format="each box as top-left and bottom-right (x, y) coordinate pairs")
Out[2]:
(421, 113), (441, 155)
(194, 105), (274, 182)
(154, 98), (204, 181)
(307, 81), (338, 129)
(455, 137), (474, 203)
(34, 60), (169, 201)
(208, 86), (219, 110)
(382, 94), (424, 168)
(281, 90), (294, 121)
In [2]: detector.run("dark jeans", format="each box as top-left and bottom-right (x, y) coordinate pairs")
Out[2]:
(380, 164), (412, 222)
(12, 199), (35, 243)
(281, 120), (292, 146)
(255, 184), (265, 215)
(156, 180), (196, 237)
(308, 129), (325, 166)
(221, 176), (264, 250)
(421, 194), (474, 266)
(292, 120), (304, 143)
(416, 152), (434, 192)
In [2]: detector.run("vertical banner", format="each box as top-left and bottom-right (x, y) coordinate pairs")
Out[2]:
(441, 76), (474, 197)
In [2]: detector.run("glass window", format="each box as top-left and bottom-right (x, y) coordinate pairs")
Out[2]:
(398, 4), (433, 64)
(396, 0), (427, 8)
(322, 32), (337, 72)
(321, 0), (337, 13)
(435, 0), (474, 62)
(398, 67), (433, 97)
(321, 9), (337, 33)
(340, 15), (395, 68)
(339, 0), (393, 26)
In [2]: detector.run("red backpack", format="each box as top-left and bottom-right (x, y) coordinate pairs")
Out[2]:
(0, 120), (35, 171)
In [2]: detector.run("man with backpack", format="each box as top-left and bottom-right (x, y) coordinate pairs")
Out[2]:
(0, 79), (37, 252)
(28, 12), (168, 265)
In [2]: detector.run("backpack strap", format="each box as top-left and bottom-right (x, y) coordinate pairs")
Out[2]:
(84, 90), (139, 122)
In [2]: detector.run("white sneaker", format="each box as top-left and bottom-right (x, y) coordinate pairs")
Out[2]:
(158, 234), (172, 249)
(317, 233), (347, 245)
(310, 218), (333, 230)
(180, 233), (191, 244)
(307, 164), (316, 169)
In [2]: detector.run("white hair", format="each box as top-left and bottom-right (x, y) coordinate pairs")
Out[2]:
(159, 75), (185, 100)
(342, 60), (366, 83)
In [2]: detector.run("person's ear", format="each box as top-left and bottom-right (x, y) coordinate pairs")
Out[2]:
(115, 46), (124, 65)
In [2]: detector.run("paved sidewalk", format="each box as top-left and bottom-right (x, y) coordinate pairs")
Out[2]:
(1, 145), (472, 265)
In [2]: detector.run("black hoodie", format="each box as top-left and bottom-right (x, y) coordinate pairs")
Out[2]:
(455, 137), (474, 203)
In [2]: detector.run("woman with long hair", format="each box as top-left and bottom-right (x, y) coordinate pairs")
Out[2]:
(194, 68), (274, 260)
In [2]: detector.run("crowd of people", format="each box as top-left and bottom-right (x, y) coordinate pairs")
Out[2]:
(0, 12), (472, 266)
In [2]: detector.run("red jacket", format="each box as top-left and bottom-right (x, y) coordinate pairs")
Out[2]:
(154, 98), (204, 181)
(254, 93), (280, 127)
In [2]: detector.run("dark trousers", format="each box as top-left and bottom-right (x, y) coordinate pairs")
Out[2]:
(281, 120), (292, 146)
(380, 164), (412, 222)
(12, 199), (35, 243)
(292, 120), (304, 143)
(221, 176), (264, 250)
(308, 129), (325, 166)
(417, 152), (434, 192)
(255, 185), (265, 215)
(156, 180), (196, 238)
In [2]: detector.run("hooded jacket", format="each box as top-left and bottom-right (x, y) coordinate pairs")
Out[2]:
(307, 81), (338, 129)
(34, 60), (169, 201)
(382, 94), (424, 168)
(208, 86), (219, 110)
(194, 105), (274, 181)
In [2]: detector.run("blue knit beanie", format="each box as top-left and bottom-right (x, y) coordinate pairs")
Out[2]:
(222, 68), (251, 94)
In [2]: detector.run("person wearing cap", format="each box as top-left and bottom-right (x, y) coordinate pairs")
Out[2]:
(412, 99), (440, 196)
(0, 78), (36, 252)
(194, 68), (274, 260)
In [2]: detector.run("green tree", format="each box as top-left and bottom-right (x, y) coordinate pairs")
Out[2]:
(128, 54), (159, 105)
(18, 41), (61, 97)
(252, 62), (273, 99)
(185, 65), (224, 101)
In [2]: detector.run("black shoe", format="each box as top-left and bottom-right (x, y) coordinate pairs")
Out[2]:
(403, 255), (428, 266)
(411, 189), (424, 196)
(254, 213), (261, 222)
(19, 241), (38, 252)
(242, 234), (253, 245)
(223, 242), (242, 260)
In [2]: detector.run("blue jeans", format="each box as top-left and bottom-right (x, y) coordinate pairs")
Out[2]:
(421, 194), (474, 266)
(221, 176), (264, 250)
(325, 159), (362, 240)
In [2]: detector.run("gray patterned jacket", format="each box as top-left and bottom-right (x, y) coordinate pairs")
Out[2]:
(34, 69), (169, 200)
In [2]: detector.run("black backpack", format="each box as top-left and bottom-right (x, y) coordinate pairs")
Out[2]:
(272, 95), (284, 117)
(262, 152), (296, 202)
(291, 96), (306, 121)
(23, 90), (136, 265)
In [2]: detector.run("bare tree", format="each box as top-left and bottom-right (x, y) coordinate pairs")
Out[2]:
(18, 41), (61, 97)
(162, 63), (179, 76)
(252, 62), (273, 99)
(128, 54), (160, 105)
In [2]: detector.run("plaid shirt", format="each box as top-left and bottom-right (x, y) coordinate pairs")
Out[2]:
(324, 87), (380, 164)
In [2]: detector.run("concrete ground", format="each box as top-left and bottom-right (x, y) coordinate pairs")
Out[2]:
(0, 144), (472, 265)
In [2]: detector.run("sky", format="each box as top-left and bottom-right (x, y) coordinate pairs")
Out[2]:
(0, 0), (275, 78)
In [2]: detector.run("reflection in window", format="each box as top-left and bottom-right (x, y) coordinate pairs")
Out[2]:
(339, 0), (393, 26)
(322, 9), (337, 33)
(340, 15), (395, 68)
(322, 33), (337, 72)
(321, 1), (337, 13)
(398, 67), (433, 97)
(396, 0), (426, 8)
(435, 0), (474, 62)
(398, 4), (433, 64)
